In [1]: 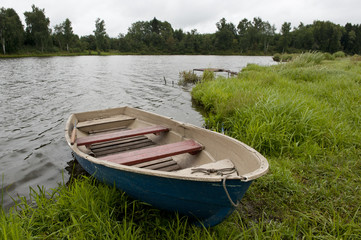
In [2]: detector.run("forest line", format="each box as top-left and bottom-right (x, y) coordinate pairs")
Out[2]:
(1, 5), (361, 56)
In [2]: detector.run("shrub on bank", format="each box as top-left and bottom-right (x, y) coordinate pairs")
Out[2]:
(333, 51), (346, 58)
(178, 71), (200, 85)
(178, 70), (215, 86)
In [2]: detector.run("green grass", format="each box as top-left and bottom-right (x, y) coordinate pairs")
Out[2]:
(191, 54), (361, 238)
(1, 53), (360, 239)
(1, 177), (225, 239)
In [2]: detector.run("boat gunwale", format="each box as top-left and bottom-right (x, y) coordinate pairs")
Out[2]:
(65, 107), (269, 182)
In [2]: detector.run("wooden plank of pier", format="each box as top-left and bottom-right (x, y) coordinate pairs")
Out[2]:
(193, 68), (238, 77)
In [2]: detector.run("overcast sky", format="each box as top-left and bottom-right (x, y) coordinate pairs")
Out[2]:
(2, 0), (361, 37)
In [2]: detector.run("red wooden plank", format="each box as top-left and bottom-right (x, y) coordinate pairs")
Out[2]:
(99, 140), (203, 166)
(76, 125), (169, 146)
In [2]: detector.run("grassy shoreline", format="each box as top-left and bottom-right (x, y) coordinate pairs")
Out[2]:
(191, 53), (361, 238)
(1, 53), (360, 238)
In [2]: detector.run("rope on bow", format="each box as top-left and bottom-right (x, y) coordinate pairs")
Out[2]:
(222, 175), (239, 207)
(191, 167), (237, 176)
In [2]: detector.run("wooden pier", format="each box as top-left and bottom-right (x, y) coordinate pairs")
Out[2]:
(193, 68), (238, 77)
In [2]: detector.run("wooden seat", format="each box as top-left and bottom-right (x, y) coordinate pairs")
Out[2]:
(77, 115), (135, 129)
(99, 140), (203, 166)
(76, 125), (169, 146)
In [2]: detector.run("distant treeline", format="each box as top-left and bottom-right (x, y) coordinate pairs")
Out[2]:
(1, 5), (361, 55)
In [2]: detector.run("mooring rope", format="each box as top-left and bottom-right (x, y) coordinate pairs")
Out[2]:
(190, 166), (248, 207)
(190, 167), (237, 176)
(190, 167), (241, 207)
(222, 175), (239, 207)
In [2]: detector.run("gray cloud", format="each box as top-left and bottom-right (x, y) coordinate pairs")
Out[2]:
(2, 0), (361, 37)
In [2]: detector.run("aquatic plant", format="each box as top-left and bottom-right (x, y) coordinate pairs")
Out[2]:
(178, 70), (201, 86)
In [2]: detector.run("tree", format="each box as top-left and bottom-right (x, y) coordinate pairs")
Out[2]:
(53, 18), (74, 51)
(24, 5), (50, 52)
(245, 17), (264, 52)
(215, 18), (237, 51)
(125, 18), (174, 53)
(292, 23), (314, 50)
(53, 23), (63, 49)
(262, 21), (276, 54)
(312, 21), (343, 53)
(237, 18), (252, 53)
(182, 29), (201, 53)
(80, 35), (96, 51)
(279, 22), (291, 52)
(155, 20), (174, 52)
(199, 34), (215, 54)
(94, 18), (108, 52)
(115, 33), (131, 52)
(63, 18), (74, 52)
(126, 21), (149, 51)
(174, 29), (185, 53)
(243, 17), (275, 53)
(0, 8), (24, 54)
(342, 23), (361, 54)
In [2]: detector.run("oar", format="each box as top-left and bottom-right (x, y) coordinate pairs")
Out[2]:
(70, 121), (77, 145)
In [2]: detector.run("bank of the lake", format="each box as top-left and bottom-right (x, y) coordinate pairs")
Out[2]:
(1, 54), (360, 238)
(191, 53), (361, 238)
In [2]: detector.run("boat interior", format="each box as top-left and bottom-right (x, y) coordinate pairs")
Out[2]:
(66, 107), (267, 180)
(68, 109), (240, 177)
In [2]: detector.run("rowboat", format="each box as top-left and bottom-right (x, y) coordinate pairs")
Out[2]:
(65, 106), (268, 227)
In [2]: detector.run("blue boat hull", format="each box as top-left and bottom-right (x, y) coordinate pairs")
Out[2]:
(74, 152), (252, 227)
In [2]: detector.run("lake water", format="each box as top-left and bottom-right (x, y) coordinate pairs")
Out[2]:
(0, 55), (275, 208)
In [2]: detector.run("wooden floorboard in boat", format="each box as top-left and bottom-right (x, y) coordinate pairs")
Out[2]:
(90, 135), (149, 149)
(132, 157), (181, 171)
(91, 139), (152, 153)
(88, 128), (180, 172)
(92, 140), (155, 157)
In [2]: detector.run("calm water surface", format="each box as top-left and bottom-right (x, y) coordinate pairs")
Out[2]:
(0, 55), (275, 208)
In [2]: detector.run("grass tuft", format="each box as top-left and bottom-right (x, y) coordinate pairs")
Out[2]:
(178, 70), (201, 85)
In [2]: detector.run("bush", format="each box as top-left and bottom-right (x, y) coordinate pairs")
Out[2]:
(323, 52), (335, 60)
(350, 54), (361, 62)
(333, 51), (346, 58)
(178, 71), (201, 86)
